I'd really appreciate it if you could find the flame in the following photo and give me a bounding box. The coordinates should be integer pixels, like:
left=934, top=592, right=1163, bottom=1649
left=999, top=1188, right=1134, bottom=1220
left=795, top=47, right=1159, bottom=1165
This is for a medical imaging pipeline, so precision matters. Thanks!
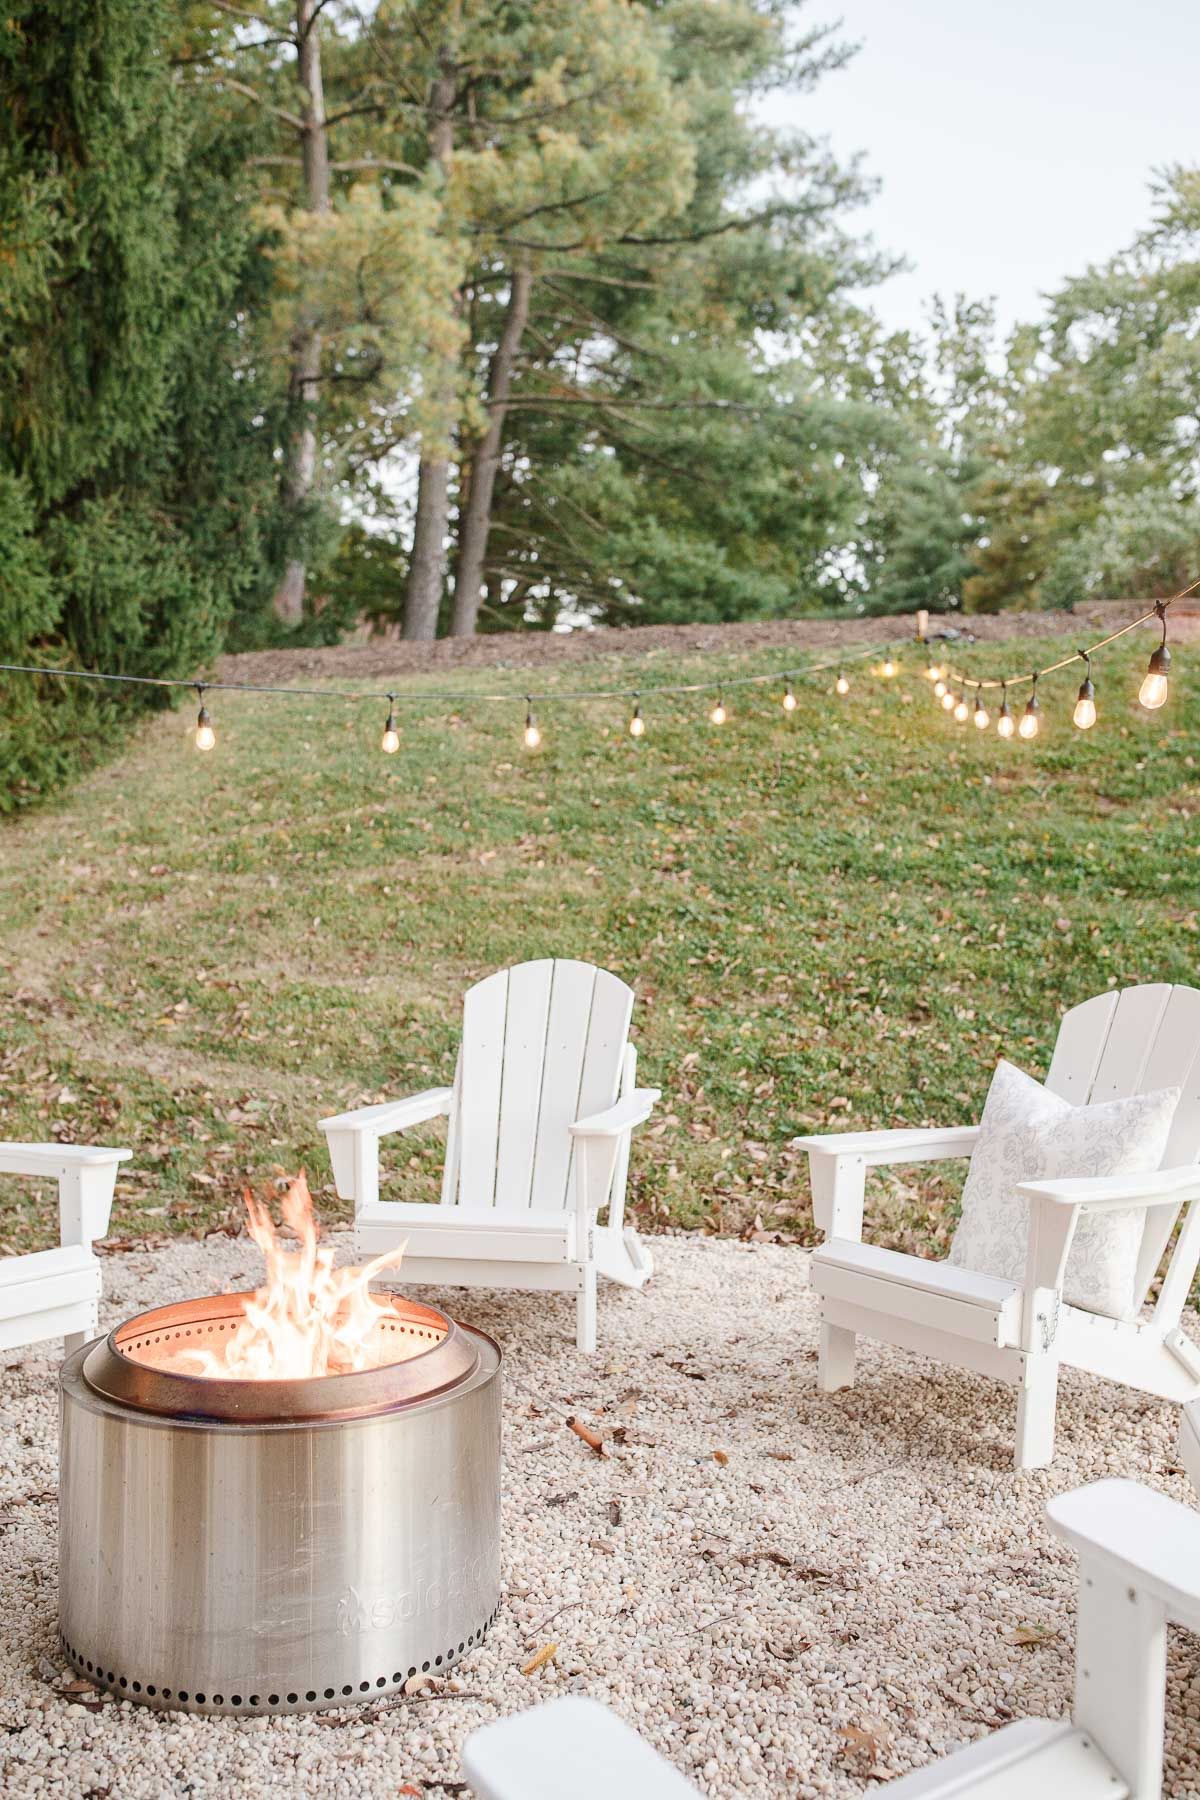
left=184, top=1172, right=408, bottom=1381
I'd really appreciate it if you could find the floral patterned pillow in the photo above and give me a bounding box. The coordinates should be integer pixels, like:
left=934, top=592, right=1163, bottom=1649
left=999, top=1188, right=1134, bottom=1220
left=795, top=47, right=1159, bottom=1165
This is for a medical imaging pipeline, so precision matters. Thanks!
left=947, top=1059, right=1179, bottom=1320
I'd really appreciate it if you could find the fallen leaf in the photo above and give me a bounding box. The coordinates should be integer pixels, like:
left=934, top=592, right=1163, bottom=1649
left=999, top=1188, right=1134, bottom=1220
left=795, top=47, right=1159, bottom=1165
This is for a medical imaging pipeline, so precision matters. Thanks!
left=764, top=1450, right=795, bottom=1463
left=1007, top=1624, right=1057, bottom=1647
left=520, top=1642, right=557, bottom=1677
left=839, top=1720, right=893, bottom=1769
left=713, top=1449, right=729, bottom=1466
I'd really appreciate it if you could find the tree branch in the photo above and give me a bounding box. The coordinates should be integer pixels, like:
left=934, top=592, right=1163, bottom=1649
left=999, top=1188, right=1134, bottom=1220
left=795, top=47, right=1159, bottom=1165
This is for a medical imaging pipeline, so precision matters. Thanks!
left=217, top=76, right=306, bottom=131
left=209, top=0, right=293, bottom=37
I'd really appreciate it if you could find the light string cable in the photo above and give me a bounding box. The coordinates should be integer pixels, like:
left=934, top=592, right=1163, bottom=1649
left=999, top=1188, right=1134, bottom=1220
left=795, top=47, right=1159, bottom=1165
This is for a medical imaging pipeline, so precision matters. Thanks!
left=0, top=636, right=890, bottom=746
left=933, top=573, right=1200, bottom=706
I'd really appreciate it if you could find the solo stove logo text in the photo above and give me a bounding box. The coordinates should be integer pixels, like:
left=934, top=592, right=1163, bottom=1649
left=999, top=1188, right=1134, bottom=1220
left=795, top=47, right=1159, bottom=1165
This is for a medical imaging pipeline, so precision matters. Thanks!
left=336, top=1556, right=490, bottom=1635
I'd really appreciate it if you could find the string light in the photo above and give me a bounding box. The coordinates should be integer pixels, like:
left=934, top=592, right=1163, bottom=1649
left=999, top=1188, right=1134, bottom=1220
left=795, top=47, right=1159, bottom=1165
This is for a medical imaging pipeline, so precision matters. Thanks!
left=933, top=675, right=947, bottom=698
left=523, top=699, right=541, bottom=749
left=973, top=691, right=990, bottom=730
left=782, top=679, right=797, bottom=712
left=835, top=672, right=850, bottom=696
left=193, top=685, right=215, bottom=752
left=881, top=656, right=898, bottom=679
left=1071, top=651, right=1097, bottom=730
left=629, top=697, right=645, bottom=737
left=996, top=685, right=1014, bottom=739
left=953, top=689, right=970, bottom=723
left=380, top=694, right=400, bottom=754
left=1140, top=602, right=1171, bottom=709
left=1019, top=675, right=1041, bottom=741
left=709, top=695, right=727, bottom=725
left=941, top=686, right=956, bottom=712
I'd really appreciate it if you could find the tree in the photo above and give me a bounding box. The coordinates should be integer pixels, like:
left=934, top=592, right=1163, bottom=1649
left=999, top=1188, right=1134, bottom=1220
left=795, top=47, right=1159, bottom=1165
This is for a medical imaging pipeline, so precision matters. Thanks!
left=0, top=0, right=280, bottom=807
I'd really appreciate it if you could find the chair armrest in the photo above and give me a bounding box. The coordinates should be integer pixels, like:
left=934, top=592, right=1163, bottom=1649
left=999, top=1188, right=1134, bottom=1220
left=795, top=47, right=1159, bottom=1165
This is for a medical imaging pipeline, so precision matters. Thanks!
left=319, top=1089, right=453, bottom=1206
left=1048, top=1478, right=1200, bottom=1635
left=793, top=1126, right=979, bottom=1240
left=1016, top=1164, right=1200, bottom=1214
left=0, top=1142, right=131, bottom=1246
left=0, top=1143, right=131, bottom=1177
left=318, top=1088, right=453, bottom=1138
left=570, top=1089, right=660, bottom=1139
left=790, top=1125, right=979, bottom=1165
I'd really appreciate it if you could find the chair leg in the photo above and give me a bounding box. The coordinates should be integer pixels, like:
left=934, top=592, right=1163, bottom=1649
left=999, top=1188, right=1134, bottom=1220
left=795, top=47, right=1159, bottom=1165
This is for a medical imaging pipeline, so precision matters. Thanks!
left=576, top=1266, right=597, bottom=1354
left=1014, top=1356, right=1059, bottom=1470
left=818, top=1320, right=856, bottom=1392
left=62, top=1330, right=89, bottom=1359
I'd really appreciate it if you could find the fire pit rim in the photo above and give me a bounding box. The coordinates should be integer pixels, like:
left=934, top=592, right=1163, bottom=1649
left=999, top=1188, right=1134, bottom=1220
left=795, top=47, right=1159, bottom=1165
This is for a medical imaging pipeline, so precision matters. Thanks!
left=82, top=1288, right=486, bottom=1424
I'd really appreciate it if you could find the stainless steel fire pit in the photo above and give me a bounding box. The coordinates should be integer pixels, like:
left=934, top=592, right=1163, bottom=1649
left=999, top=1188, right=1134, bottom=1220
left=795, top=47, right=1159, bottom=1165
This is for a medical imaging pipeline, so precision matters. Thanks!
left=58, top=1291, right=501, bottom=1715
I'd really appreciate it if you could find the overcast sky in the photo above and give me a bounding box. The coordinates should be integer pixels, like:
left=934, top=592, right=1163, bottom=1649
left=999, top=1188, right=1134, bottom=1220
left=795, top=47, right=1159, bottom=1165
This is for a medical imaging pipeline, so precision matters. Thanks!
left=777, top=0, right=1200, bottom=341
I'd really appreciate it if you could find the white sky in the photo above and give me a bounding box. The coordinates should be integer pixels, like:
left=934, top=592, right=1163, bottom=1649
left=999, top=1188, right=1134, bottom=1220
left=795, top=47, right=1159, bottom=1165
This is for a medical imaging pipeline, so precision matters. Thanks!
left=774, top=0, right=1200, bottom=341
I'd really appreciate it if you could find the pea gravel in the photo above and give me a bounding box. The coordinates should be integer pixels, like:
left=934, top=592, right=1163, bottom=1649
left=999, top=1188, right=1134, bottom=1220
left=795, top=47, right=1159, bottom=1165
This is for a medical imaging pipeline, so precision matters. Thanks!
left=1, top=1232, right=1198, bottom=1798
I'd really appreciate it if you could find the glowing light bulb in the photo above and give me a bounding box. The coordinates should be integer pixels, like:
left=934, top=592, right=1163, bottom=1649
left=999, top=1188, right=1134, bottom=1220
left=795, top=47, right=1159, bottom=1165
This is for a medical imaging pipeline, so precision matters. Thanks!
left=881, top=658, right=897, bottom=679
left=953, top=695, right=969, bottom=723
left=835, top=673, right=850, bottom=697
left=1139, top=641, right=1170, bottom=710
left=523, top=703, right=541, bottom=749
left=193, top=688, right=215, bottom=751
left=973, top=696, right=990, bottom=729
left=629, top=703, right=645, bottom=737
left=997, top=694, right=1014, bottom=738
left=933, top=678, right=947, bottom=698
left=1073, top=680, right=1096, bottom=730
left=380, top=701, right=399, bottom=754
left=941, top=689, right=956, bottom=712
left=1018, top=694, right=1041, bottom=740
left=709, top=698, right=727, bottom=726
left=782, top=682, right=797, bottom=712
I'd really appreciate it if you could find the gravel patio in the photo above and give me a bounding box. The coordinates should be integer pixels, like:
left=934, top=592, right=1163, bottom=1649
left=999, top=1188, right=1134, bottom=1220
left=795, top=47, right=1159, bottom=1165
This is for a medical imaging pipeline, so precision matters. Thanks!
left=2, top=1233, right=1198, bottom=1799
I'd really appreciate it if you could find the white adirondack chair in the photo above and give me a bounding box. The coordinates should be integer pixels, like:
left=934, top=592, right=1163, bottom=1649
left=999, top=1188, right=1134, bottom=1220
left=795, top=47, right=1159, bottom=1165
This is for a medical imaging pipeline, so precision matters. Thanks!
left=887, top=1478, right=1200, bottom=1799
left=0, top=1143, right=130, bottom=1355
left=464, top=1696, right=701, bottom=1800
left=319, top=959, right=659, bottom=1352
left=794, top=985, right=1200, bottom=1469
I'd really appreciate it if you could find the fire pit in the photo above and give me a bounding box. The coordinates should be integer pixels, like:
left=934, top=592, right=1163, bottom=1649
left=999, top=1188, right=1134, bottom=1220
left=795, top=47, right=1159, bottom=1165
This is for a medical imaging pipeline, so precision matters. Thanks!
left=57, top=1177, right=502, bottom=1715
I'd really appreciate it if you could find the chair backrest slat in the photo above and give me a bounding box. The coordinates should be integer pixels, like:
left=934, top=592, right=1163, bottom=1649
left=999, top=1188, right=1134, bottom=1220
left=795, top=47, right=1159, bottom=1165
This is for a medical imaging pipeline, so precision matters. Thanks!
left=1044, top=991, right=1120, bottom=1103
left=528, top=959, right=606, bottom=1211
left=1143, top=986, right=1200, bottom=1167
left=450, top=960, right=635, bottom=1214
left=1087, top=983, right=1174, bottom=1102
left=456, top=968, right=510, bottom=1210
left=493, top=959, right=556, bottom=1212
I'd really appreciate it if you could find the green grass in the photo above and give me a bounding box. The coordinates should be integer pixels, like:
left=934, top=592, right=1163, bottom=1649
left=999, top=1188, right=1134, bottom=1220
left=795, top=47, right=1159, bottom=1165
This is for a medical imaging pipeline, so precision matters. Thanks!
left=0, top=630, right=1196, bottom=1255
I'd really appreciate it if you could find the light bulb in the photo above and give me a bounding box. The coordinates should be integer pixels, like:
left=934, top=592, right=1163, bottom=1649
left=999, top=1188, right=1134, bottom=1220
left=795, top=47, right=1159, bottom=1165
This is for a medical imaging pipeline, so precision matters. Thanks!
left=973, top=697, right=990, bottom=729
left=194, top=701, right=215, bottom=751
left=835, top=673, right=850, bottom=696
left=710, top=699, right=727, bottom=725
left=1073, top=681, right=1096, bottom=730
left=941, top=689, right=956, bottom=712
left=629, top=704, right=645, bottom=737
left=953, top=695, right=969, bottom=723
left=881, top=658, right=897, bottom=679
left=933, top=678, right=947, bottom=698
left=782, top=683, right=797, bottom=712
left=1139, top=641, right=1170, bottom=710
left=523, top=704, right=541, bottom=749
left=1018, top=696, right=1041, bottom=740
left=380, top=703, right=399, bottom=754
left=997, top=697, right=1014, bottom=738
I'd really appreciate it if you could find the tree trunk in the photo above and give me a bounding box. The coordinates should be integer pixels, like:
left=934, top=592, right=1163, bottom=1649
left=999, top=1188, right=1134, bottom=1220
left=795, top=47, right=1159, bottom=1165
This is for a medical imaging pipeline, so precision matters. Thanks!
left=450, top=259, right=533, bottom=637
left=403, top=61, right=457, bottom=641
left=273, top=0, right=331, bottom=626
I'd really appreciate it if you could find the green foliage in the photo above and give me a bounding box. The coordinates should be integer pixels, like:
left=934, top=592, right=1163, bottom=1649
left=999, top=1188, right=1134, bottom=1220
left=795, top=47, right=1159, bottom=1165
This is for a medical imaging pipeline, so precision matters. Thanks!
left=0, top=0, right=282, bottom=808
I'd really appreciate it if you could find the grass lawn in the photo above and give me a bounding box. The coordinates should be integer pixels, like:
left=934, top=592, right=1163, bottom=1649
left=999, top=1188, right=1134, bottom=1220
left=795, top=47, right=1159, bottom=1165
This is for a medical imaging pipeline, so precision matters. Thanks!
left=1, top=628, right=1196, bottom=1257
